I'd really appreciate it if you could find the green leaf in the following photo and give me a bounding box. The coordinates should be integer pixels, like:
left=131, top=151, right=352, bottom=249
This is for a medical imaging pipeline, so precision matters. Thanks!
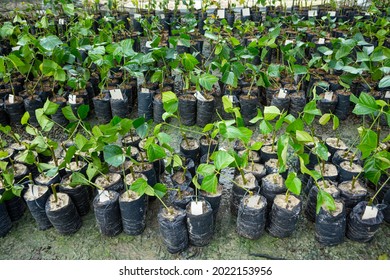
left=197, top=163, right=215, bottom=176
left=264, top=106, right=281, bottom=121
left=133, top=117, right=148, bottom=139
left=103, top=144, right=125, bottom=167
left=333, top=115, right=339, bottom=130
left=147, top=143, right=166, bottom=162
left=200, top=174, right=218, bottom=194
left=318, top=46, right=333, bottom=56
left=314, top=142, right=329, bottom=161
left=21, top=112, right=30, bottom=125
left=62, top=106, right=78, bottom=122
left=153, top=183, right=167, bottom=198
left=335, top=45, right=352, bottom=60
left=64, top=146, right=77, bottom=164
left=77, top=105, right=89, bottom=120
left=199, top=73, right=218, bottom=91
left=319, top=113, right=331, bottom=125
left=285, top=172, right=302, bottom=196
left=250, top=142, right=263, bottom=151
left=222, top=71, right=237, bottom=87
left=212, top=151, right=234, bottom=170
left=259, top=120, right=273, bottom=134
left=292, top=64, right=307, bottom=75
left=162, top=91, right=178, bottom=114
left=62, top=3, right=75, bottom=16
left=317, top=190, right=336, bottom=213
left=181, top=53, right=199, bottom=71
left=43, top=99, right=59, bottom=115
left=352, top=92, right=379, bottom=115
left=39, top=35, right=62, bottom=51
left=222, top=95, right=233, bottom=112
left=130, top=178, right=148, bottom=196
left=357, top=128, right=378, bottom=159
left=296, top=130, right=314, bottom=142
left=70, top=172, right=89, bottom=186
left=157, top=132, right=171, bottom=145
left=378, top=76, right=390, bottom=88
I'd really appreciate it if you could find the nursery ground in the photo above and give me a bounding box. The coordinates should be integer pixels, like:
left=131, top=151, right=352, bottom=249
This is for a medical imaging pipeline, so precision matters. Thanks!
left=0, top=115, right=389, bottom=260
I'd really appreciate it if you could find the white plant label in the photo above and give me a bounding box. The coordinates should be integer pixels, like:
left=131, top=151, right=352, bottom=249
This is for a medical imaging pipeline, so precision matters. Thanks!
left=217, top=9, right=225, bottom=19
left=328, top=11, right=336, bottom=17
left=134, top=13, right=141, bottom=19
left=242, top=8, right=250, bottom=17
left=110, top=89, right=123, bottom=100
left=8, top=94, right=14, bottom=104
left=318, top=38, right=325, bottom=44
left=159, top=14, right=165, bottom=19
left=228, top=95, right=234, bottom=102
left=141, top=88, right=150, bottom=93
left=221, top=1, right=228, bottom=9
left=385, top=91, right=390, bottom=99
left=59, top=18, right=65, bottom=25
left=98, top=190, right=110, bottom=203
left=195, top=91, right=206, bottom=101
left=145, top=41, right=152, bottom=48
left=362, top=206, right=378, bottom=220
left=194, top=0, right=202, bottom=10
left=324, top=91, right=333, bottom=101
left=278, top=88, right=287, bottom=98
left=68, top=94, right=77, bottom=104
left=285, top=39, right=294, bottom=45
left=167, top=2, right=175, bottom=10
left=191, top=201, right=203, bottom=215
left=308, top=10, right=318, bottom=17
left=12, top=46, right=21, bottom=51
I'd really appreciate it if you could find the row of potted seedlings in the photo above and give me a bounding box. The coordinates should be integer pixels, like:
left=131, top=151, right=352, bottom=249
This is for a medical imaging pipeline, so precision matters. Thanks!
left=1, top=88, right=389, bottom=253
left=0, top=1, right=389, bottom=130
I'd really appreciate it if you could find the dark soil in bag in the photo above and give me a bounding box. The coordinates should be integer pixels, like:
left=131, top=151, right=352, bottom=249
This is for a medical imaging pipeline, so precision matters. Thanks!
left=24, top=185, right=52, bottom=230
left=180, top=137, right=200, bottom=165
left=239, top=95, right=259, bottom=126
left=199, top=136, right=218, bottom=158
left=338, top=180, right=367, bottom=215
left=346, top=201, right=384, bottom=242
left=237, top=194, right=267, bottom=240
left=153, top=93, right=164, bottom=124
left=45, top=193, right=82, bottom=235
left=137, top=91, right=153, bottom=121
left=231, top=173, right=259, bottom=216
left=196, top=96, right=215, bottom=127
left=110, top=96, right=130, bottom=119
left=119, top=190, right=147, bottom=235
left=93, top=95, right=112, bottom=124
left=158, top=207, right=188, bottom=254
left=186, top=199, right=214, bottom=246
left=94, top=173, right=124, bottom=193
left=23, top=95, right=43, bottom=125
left=261, top=174, right=286, bottom=209
left=338, top=161, right=363, bottom=182
left=5, top=96, right=25, bottom=126
left=93, top=190, right=122, bottom=236
left=315, top=200, right=346, bottom=246
left=179, top=94, right=196, bottom=126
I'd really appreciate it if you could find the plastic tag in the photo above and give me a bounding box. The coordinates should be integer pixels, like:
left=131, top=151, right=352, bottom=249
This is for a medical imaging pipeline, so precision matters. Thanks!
left=308, top=10, right=318, bottom=17
left=385, top=91, right=390, bottom=99
left=98, top=190, right=110, bottom=202
left=328, top=11, right=336, bottom=17
left=362, top=205, right=378, bottom=220
left=145, top=41, right=152, bottom=48
left=159, top=14, right=165, bottom=19
left=59, top=18, right=65, bottom=25
left=141, top=88, right=150, bottom=93
left=194, top=0, right=202, bottom=10
left=12, top=46, right=21, bottom=51
left=134, top=13, right=141, bottom=19
left=110, top=89, right=123, bottom=100
left=278, top=88, right=287, bottom=98
left=318, top=38, right=325, bottom=44
left=227, top=95, right=234, bottom=102
left=217, top=9, right=225, bottom=19
left=324, top=91, right=333, bottom=101
left=191, top=201, right=203, bottom=215
left=195, top=91, right=206, bottom=101
left=167, top=2, right=175, bottom=10
left=285, top=39, right=293, bottom=45
left=9, top=94, right=14, bottom=104
left=242, top=8, right=250, bottom=17
left=68, top=94, right=77, bottom=104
